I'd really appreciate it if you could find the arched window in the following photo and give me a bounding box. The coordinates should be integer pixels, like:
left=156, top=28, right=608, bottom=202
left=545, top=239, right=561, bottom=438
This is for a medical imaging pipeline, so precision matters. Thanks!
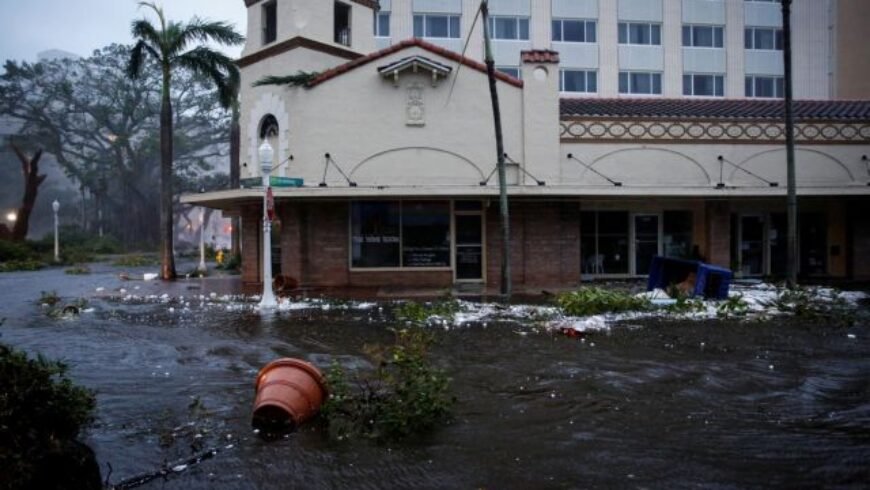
left=257, top=114, right=280, bottom=172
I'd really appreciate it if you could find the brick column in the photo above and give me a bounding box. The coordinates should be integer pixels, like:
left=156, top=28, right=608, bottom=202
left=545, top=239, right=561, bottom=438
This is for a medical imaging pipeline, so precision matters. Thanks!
left=279, top=202, right=303, bottom=285
left=705, top=200, right=731, bottom=269
left=240, top=204, right=261, bottom=289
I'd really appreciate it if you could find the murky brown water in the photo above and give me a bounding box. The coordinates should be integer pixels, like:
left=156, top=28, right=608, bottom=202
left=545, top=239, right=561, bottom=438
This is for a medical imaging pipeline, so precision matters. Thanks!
left=1, top=266, right=868, bottom=489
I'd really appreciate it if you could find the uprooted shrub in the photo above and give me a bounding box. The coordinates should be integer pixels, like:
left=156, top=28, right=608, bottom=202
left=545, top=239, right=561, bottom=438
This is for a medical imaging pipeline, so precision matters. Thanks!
left=556, top=287, right=652, bottom=316
left=0, top=343, right=100, bottom=490
left=320, top=328, right=455, bottom=442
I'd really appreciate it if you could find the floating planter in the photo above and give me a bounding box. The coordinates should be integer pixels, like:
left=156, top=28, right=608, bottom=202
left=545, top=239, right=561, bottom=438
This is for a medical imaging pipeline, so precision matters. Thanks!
left=252, top=358, right=328, bottom=435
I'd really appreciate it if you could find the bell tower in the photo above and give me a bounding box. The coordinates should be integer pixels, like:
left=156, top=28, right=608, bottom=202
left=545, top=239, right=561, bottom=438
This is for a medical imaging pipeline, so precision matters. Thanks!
left=240, top=0, right=377, bottom=58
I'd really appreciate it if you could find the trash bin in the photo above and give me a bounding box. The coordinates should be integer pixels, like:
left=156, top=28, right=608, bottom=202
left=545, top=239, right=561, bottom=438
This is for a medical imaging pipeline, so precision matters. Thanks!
left=647, top=256, right=732, bottom=300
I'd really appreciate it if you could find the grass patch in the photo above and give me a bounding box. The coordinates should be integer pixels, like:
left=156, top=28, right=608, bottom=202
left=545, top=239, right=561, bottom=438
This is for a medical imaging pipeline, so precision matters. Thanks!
left=64, top=265, right=91, bottom=275
left=556, top=287, right=652, bottom=316
left=0, top=258, right=46, bottom=272
left=321, top=328, right=455, bottom=442
left=113, top=254, right=158, bottom=267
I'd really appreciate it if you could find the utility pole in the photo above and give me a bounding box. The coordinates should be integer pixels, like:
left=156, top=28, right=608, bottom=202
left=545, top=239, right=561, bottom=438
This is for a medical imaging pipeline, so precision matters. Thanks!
left=481, top=0, right=511, bottom=298
left=782, top=0, right=798, bottom=287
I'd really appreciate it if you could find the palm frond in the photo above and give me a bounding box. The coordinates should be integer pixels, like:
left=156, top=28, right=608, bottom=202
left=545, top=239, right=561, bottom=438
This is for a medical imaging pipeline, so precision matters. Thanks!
left=176, top=47, right=240, bottom=110
left=172, top=18, right=245, bottom=53
left=130, top=18, right=163, bottom=52
left=127, top=40, right=159, bottom=79
left=138, top=2, right=166, bottom=32
left=252, top=72, right=321, bottom=88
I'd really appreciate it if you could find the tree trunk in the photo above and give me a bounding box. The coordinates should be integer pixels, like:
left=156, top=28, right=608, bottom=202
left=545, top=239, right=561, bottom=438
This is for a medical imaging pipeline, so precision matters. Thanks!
left=229, top=105, right=241, bottom=257
left=160, top=71, right=177, bottom=279
left=10, top=145, right=47, bottom=242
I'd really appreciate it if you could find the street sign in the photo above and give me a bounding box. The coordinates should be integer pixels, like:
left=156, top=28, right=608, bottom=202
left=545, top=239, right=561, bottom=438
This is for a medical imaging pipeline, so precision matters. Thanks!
left=240, top=177, right=304, bottom=188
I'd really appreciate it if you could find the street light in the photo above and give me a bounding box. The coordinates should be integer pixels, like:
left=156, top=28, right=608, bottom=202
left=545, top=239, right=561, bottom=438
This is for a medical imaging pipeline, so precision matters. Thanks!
left=51, top=199, right=60, bottom=262
left=5, top=211, right=16, bottom=223
left=197, top=207, right=207, bottom=273
left=258, top=141, right=277, bottom=308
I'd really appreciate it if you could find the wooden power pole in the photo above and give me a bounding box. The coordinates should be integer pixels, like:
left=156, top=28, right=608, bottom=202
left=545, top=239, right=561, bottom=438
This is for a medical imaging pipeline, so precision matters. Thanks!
left=481, top=0, right=511, bottom=298
left=782, top=0, right=798, bottom=287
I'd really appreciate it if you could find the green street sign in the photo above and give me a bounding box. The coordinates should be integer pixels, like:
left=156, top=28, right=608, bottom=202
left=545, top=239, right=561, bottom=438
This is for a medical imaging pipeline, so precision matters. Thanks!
left=240, top=177, right=304, bottom=188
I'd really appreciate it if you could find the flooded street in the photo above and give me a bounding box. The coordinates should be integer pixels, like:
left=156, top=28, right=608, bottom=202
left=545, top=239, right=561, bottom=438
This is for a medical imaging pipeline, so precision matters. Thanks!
left=1, top=266, right=868, bottom=489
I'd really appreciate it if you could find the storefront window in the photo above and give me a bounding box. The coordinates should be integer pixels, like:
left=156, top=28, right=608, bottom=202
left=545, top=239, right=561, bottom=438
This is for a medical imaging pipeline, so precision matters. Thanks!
left=401, top=201, right=450, bottom=267
left=663, top=211, right=693, bottom=259
left=351, top=202, right=400, bottom=268
left=351, top=201, right=450, bottom=268
left=581, top=211, right=629, bottom=275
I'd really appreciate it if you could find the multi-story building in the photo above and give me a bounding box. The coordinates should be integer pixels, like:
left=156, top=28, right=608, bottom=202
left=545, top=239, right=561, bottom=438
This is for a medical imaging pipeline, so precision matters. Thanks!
left=185, top=0, right=870, bottom=292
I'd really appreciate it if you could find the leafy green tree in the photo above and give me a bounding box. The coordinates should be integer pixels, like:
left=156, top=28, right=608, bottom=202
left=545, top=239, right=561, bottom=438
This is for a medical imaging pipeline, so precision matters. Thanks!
left=126, top=2, right=242, bottom=279
left=0, top=45, right=232, bottom=246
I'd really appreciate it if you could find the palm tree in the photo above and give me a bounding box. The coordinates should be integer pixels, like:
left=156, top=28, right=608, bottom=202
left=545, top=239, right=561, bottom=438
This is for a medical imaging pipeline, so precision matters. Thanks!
left=127, top=2, right=243, bottom=279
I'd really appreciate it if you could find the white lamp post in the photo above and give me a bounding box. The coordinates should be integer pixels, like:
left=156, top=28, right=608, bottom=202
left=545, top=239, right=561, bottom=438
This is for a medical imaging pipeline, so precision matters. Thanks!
left=51, top=199, right=60, bottom=262
left=197, top=207, right=207, bottom=273
left=258, top=141, right=278, bottom=308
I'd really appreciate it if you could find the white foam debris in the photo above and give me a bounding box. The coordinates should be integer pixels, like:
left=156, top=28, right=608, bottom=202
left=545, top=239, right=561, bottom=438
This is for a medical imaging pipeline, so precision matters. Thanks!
left=847, top=333, right=857, bottom=339
left=143, top=272, right=158, bottom=281
left=172, top=464, right=187, bottom=472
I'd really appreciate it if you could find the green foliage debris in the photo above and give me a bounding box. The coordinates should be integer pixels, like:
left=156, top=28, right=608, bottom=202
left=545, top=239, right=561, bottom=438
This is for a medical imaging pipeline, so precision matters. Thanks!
left=556, top=287, right=652, bottom=316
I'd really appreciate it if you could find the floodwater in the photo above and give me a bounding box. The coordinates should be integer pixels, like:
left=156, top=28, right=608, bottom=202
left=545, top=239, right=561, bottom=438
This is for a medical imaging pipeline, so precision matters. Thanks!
left=1, top=265, right=869, bottom=489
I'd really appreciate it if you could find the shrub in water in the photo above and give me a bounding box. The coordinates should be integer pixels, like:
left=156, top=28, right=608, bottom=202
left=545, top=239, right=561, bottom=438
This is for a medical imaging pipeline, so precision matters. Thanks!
left=0, top=343, right=99, bottom=489
left=393, top=298, right=460, bottom=324
left=321, top=328, right=455, bottom=442
left=557, top=287, right=651, bottom=316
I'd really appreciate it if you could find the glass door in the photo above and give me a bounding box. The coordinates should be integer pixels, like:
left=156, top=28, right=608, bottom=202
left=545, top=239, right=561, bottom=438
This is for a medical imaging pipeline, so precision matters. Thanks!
left=454, top=204, right=484, bottom=281
left=633, top=214, right=660, bottom=275
left=739, top=215, right=765, bottom=276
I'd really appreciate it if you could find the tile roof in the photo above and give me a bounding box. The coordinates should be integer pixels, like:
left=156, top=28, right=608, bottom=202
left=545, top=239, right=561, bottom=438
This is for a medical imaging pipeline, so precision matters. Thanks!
left=308, top=38, right=524, bottom=88
left=560, top=98, right=870, bottom=121
left=521, top=50, right=560, bottom=64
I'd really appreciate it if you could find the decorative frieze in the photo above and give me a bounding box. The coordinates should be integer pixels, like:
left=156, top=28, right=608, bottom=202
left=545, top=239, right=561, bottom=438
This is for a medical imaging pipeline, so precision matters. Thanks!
left=560, top=119, right=870, bottom=144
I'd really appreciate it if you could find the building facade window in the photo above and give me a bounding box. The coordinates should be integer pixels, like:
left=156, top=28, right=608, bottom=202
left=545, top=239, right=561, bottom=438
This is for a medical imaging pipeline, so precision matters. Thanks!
left=262, top=1, right=277, bottom=45
left=351, top=201, right=451, bottom=269
left=560, top=69, right=597, bottom=93
left=334, top=2, right=351, bottom=46
left=744, top=27, right=783, bottom=50
left=683, top=73, right=725, bottom=96
left=496, top=66, right=521, bottom=79
left=488, top=16, right=529, bottom=40
left=374, top=11, right=390, bottom=37
left=413, top=14, right=461, bottom=39
left=619, top=71, right=662, bottom=95
left=618, top=22, right=662, bottom=45
left=682, top=25, right=725, bottom=48
left=745, top=75, right=784, bottom=98
left=552, top=19, right=597, bottom=43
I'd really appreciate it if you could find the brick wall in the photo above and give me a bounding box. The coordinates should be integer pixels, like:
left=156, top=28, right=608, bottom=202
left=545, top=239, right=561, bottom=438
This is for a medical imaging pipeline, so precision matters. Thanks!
left=487, top=201, right=581, bottom=291
left=239, top=199, right=582, bottom=291
left=240, top=204, right=261, bottom=287
left=705, top=201, right=731, bottom=268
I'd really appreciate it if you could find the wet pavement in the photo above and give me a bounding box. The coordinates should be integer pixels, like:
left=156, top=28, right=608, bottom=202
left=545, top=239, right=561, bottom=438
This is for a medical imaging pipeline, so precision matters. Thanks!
left=1, top=264, right=868, bottom=489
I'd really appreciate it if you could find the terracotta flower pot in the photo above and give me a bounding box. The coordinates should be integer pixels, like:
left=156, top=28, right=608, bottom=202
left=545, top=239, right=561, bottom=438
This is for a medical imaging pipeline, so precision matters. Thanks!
left=252, top=358, right=328, bottom=434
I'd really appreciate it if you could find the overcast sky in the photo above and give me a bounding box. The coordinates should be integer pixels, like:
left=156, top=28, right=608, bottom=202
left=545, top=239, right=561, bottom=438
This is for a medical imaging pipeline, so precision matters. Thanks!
left=0, top=0, right=248, bottom=64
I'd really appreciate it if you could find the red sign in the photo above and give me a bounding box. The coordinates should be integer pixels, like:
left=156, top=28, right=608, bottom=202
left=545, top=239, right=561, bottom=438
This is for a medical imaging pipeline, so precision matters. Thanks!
left=266, top=187, right=275, bottom=222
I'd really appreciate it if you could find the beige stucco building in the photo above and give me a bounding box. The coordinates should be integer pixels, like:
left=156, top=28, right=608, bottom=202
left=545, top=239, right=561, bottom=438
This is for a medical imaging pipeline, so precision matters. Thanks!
left=185, top=0, right=870, bottom=292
